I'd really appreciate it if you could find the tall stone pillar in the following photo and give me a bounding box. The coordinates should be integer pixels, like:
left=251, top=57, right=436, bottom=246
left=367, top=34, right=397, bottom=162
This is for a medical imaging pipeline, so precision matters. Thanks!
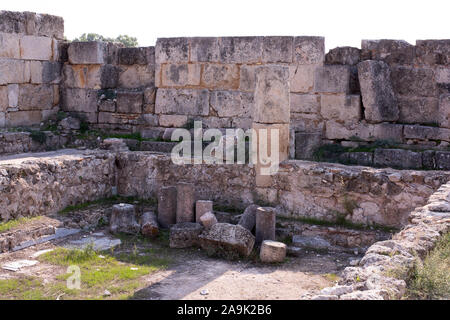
left=255, top=207, right=276, bottom=244
left=157, top=186, right=177, bottom=228
left=176, top=183, right=195, bottom=223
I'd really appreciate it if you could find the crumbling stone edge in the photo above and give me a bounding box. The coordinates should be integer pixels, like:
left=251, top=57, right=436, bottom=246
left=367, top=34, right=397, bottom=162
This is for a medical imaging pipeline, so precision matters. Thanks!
left=309, top=180, right=450, bottom=300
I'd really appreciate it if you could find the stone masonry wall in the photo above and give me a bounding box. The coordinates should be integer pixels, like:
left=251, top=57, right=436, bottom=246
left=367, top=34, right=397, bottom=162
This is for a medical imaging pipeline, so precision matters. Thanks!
left=0, top=10, right=63, bottom=127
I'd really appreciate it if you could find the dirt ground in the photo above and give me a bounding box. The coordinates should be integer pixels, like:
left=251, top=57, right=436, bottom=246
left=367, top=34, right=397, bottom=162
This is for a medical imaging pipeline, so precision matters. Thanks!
left=0, top=224, right=359, bottom=300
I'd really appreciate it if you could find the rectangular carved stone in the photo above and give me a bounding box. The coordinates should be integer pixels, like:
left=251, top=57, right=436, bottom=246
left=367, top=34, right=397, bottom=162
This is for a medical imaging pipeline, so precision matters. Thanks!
left=371, top=123, right=404, bottom=143
left=155, top=38, right=189, bottom=64
left=415, top=40, right=450, bottom=66
left=6, top=111, right=42, bottom=127
left=195, top=200, right=213, bottom=222
left=157, top=186, right=177, bottom=228
left=0, top=11, right=27, bottom=34
left=397, top=96, right=439, bottom=124
left=34, top=13, right=64, bottom=39
left=159, top=115, right=188, bottom=127
left=290, top=64, right=316, bottom=93
left=20, top=35, right=52, bottom=60
left=390, top=66, right=437, bottom=97
left=320, top=94, right=361, bottom=124
left=0, top=33, right=20, bottom=59
left=118, top=47, right=154, bottom=65
left=116, top=91, right=143, bottom=114
left=314, top=65, right=350, bottom=93
left=31, top=61, right=61, bottom=84
left=361, top=40, right=415, bottom=65
left=295, top=132, right=322, bottom=160
left=68, top=41, right=107, bottom=65
left=161, top=63, right=201, bottom=87
left=18, top=84, right=54, bottom=110
left=201, top=63, right=239, bottom=89
left=210, top=90, right=253, bottom=118
left=290, top=93, right=320, bottom=114
left=404, top=125, right=450, bottom=142
left=7, top=84, right=18, bottom=108
left=373, top=149, right=422, bottom=169
left=262, top=36, right=293, bottom=63
left=239, top=65, right=257, bottom=92
left=0, top=86, right=7, bottom=112
left=293, top=36, right=325, bottom=65
left=190, top=37, right=220, bottom=62
left=357, top=60, right=399, bottom=123
left=219, top=37, right=263, bottom=64
left=155, top=88, right=209, bottom=116
left=439, top=94, right=450, bottom=128
left=436, top=152, right=450, bottom=170
left=0, top=58, right=29, bottom=85
left=119, top=64, right=155, bottom=89
left=176, top=183, right=196, bottom=223
left=253, top=65, right=290, bottom=124
left=325, top=46, right=361, bottom=65
left=62, top=88, right=98, bottom=113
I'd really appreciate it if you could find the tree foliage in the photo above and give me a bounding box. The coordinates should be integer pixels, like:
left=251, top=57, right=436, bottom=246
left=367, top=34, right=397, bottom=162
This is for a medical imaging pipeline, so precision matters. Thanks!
left=73, top=33, right=138, bottom=47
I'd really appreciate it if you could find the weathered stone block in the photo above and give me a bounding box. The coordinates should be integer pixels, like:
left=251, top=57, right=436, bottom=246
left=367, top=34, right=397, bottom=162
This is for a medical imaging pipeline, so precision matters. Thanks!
left=157, top=186, right=177, bottom=228
left=340, top=152, right=374, bottom=166
left=361, top=40, right=415, bottom=65
left=195, top=200, right=213, bottom=222
left=34, top=13, right=64, bottom=39
left=436, top=152, right=450, bottom=170
left=62, top=88, right=98, bottom=113
left=17, top=84, right=54, bottom=110
left=0, top=58, right=29, bottom=85
left=68, top=41, right=107, bottom=64
left=30, top=61, right=61, bottom=84
left=0, top=86, right=7, bottom=112
left=325, top=121, right=373, bottom=141
left=239, top=64, right=257, bottom=92
left=262, top=36, right=293, bottom=63
left=314, top=65, right=351, bottom=93
left=320, top=94, right=361, bottom=124
left=159, top=114, right=188, bottom=127
left=415, top=40, right=450, bottom=66
left=161, top=63, right=201, bottom=87
left=238, top=204, right=258, bottom=231
left=155, top=38, right=189, bottom=64
left=116, top=91, right=143, bottom=114
left=255, top=207, right=276, bottom=244
left=290, top=93, right=320, bottom=114
left=372, top=123, right=404, bottom=143
left=118, top=46, right=154, bottom=65
left=7, top=84, right=18, bottom=108
left=141, top=211, right=159, bottom=238
left=155, top=88, right=209, bottom=116
left=201, top=63, right=239, bottom=89
left=98, top=112, right=133, bottom=124
left=439, top=94, right=450, bottom=128
left=397, top=96, right=439, bottom=124
left=0, top=33, right=20, bottom=59
left=176, top=183, right=195, bottom=223
left=252, top=122, right=290, bottom=169
left=190, top=37, right=220, bottom=62
left=110, top=203, right=140, bottom=234
left=260, top=240, right=287, bottom=263
left=404, top=125, right=450, bottom=142
left=325, top=46, right=361, bottom=65
left=373, top=149, right=422, bottom=169
left=6, top=110, right=42, bottom=127
left=390, top=66, right=437, bottom=97
left=357, top=60, right=399, bottom=123
left=295, top=132, right=322, bottom=160
left=20, top=35, right=52, bottom=60
left=198, top=223, right=255, bottom=257
left=0, top=11, right=27, bottom=34
left=210, top=90, right=253, bottom=118
left=289, top=64, right=316, bottom=93
left=169, top=222, right=203, bottom=248
left=118, top=64, right=153, bottom=89
left=219, top=37, right=263, bottom=64
left=253, top=65, right=290, bottom=123
left=293, top=36, right=324, bottom=65
left=199, top=212, right=217, bottom=229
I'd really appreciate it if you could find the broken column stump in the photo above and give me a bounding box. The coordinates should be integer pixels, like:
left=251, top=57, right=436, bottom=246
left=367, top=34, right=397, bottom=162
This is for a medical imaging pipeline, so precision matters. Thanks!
left=110, top=203, right=140, bottom=234
left=238, top=204, right=259, bottom=231
left=169, top=222, right=203, bottom=248
left=255, top=207, right=276, bottom=244
left=141, top=211, right=159, bottom=238
left=157, top=186, right=177, bottom=228
left=176, top=183, right=195, bottom=223
left=260, top=240, right=287, bottom=263
left=199, top=212, right=218, bottom=229
left=195, top=200, right=213, bottom=222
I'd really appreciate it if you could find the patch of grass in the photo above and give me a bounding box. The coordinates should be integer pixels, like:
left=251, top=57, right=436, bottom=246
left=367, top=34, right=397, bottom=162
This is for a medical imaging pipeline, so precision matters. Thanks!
left=324, top=273, right=340, bottom=283
left=407, top=233, right=450, bottom=300
left=58, top=196, right=156, bottom=215
left=0, top=216, right=43, bottom=233
left=0, top=277, right=49, bottom=300
left=29, top=130, right=47, bottom=144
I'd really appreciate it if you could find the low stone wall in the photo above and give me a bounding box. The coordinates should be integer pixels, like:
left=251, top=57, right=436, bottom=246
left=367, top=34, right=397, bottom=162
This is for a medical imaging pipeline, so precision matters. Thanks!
left=312, top=181, right=450, bottom=300
left=0, top=149, right=116, bottom=222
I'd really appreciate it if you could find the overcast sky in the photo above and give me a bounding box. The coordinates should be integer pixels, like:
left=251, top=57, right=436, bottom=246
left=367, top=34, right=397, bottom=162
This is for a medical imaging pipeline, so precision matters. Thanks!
left=2, top=0, right=449, bottom=51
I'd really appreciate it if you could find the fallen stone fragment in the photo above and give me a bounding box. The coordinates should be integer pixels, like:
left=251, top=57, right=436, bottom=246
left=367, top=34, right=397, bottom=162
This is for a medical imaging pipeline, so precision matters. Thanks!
left=260, top=240, right=287, bottom=263
left=311, top=295, right=339, bottom=300
left=199, top=212, right=218, bottom=229
left=2, top=260, right=38, bottom=272
left=12, top=228, right=81, bottom=252
left=66, top=237, right=122, bottom=251
left=196, top=200, right=213, bottom=222
left=198, top=223, right=255, bottom=258
left=238, top=204, right=259, bottom=232
left=255, top=207, right=276, bottom=244
left=141, top=211, right=159, bottom=238
left=169, top=222, right=203, bottom=248
left=320, top=285, right=354, bottom=296
left=292, top=235, right=331, bottom=250
left=30, top=249, right=54, bottom=258
left=110, top=203, right=140, bottom=234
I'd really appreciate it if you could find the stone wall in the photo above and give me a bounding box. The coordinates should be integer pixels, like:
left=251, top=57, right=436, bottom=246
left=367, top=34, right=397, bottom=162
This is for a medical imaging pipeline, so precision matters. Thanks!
left=0, top=10, right=63, bottom=127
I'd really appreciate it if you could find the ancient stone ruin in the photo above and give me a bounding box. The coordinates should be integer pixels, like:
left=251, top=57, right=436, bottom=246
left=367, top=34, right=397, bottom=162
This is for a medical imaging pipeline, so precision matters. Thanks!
left=0, top=10, right=449, bottom=300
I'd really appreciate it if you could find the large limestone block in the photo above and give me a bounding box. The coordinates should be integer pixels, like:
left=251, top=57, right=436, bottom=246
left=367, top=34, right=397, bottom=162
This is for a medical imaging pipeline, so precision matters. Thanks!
left=155, top=88, right=209, bottom=116
left=0, top=86, right=7, bottom=112
left=373, top=149, right=422, bottom=169
left=118, top=47, right=154, bottom=65
left=20, top=35, right=52, bottom=60
left=201, top=63, right=239, bottom=89
left=290, top=93, right=320, bottom=114
left=397, top=96, right=439, bottom=124
left=141, top=211, right=159, bottom=238
left=210, top=90, right=253, bottom=118
left=320, top=94, right=361, bottom=124
left=219, top=36, right=263, bottom=64
left=415, top=40, right=450, bottom=66
left=325, top=46, right=361, bottom=65
left=116, top=91, right=143, bottom=114
left=439, top=94, right=450, bottom=128
left=110, top=204, right=141, bottom=234
left=160, top=63, right=201, bottom=87
left=289, top=64, right=316, bottom=93
left=33, top=13, right=65, bottom=39
left=0, top=33, right=20, bottom=59
left=62, top=88, right=98, bottom=113
left=255, top=207, right=276, bottom=244
left=295, top=132, right=322, bottom=160
left=253, top=65, right=290, bottom=124
left=293, top=36, right=325, bottom=65
left=357, top=60, right=399, bottom=123
left=260, top=240, right=287, bottom=263
left=6, top=110, right=42, bottom=127
left=198, top=223, right=255, bottom=257
left=157, top=186, right=177, bottom=228
left=390, top=66, right=437, bottom=97
left=169, top=222, right=203, bottom=248
left=7, top=84, right=18, bottom=108
left=239, top=64, right=257, bottom=92
left=189, top=37, right=220, bottom=62
left=195, top=200, right=213, bottom=222
left=155, top=38, right=189, bottom=64
left=17, top=84, right=54, bottom=110
left=159, top=114, right=188, bottom=127
left=176, top=183, right=196, bottom=223
left=31, top=61, right=61, bottom=84
left=68, top=41, right=107, bottom=65
left=314, top=65, right=351, bottom=93
left=0, top=58, right=29, bottom=85
left=361, top=39, right=415, bottom=65
left=262, top=36, right=293, bottom=63
left=119, top=64, right=154, bottom=89
left=0, top=11, right=27, bottom=34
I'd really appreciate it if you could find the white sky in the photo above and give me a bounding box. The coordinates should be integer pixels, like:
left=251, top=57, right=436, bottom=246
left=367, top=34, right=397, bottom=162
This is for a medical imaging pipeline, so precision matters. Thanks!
left=2, top=0, right=449, bottom=51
